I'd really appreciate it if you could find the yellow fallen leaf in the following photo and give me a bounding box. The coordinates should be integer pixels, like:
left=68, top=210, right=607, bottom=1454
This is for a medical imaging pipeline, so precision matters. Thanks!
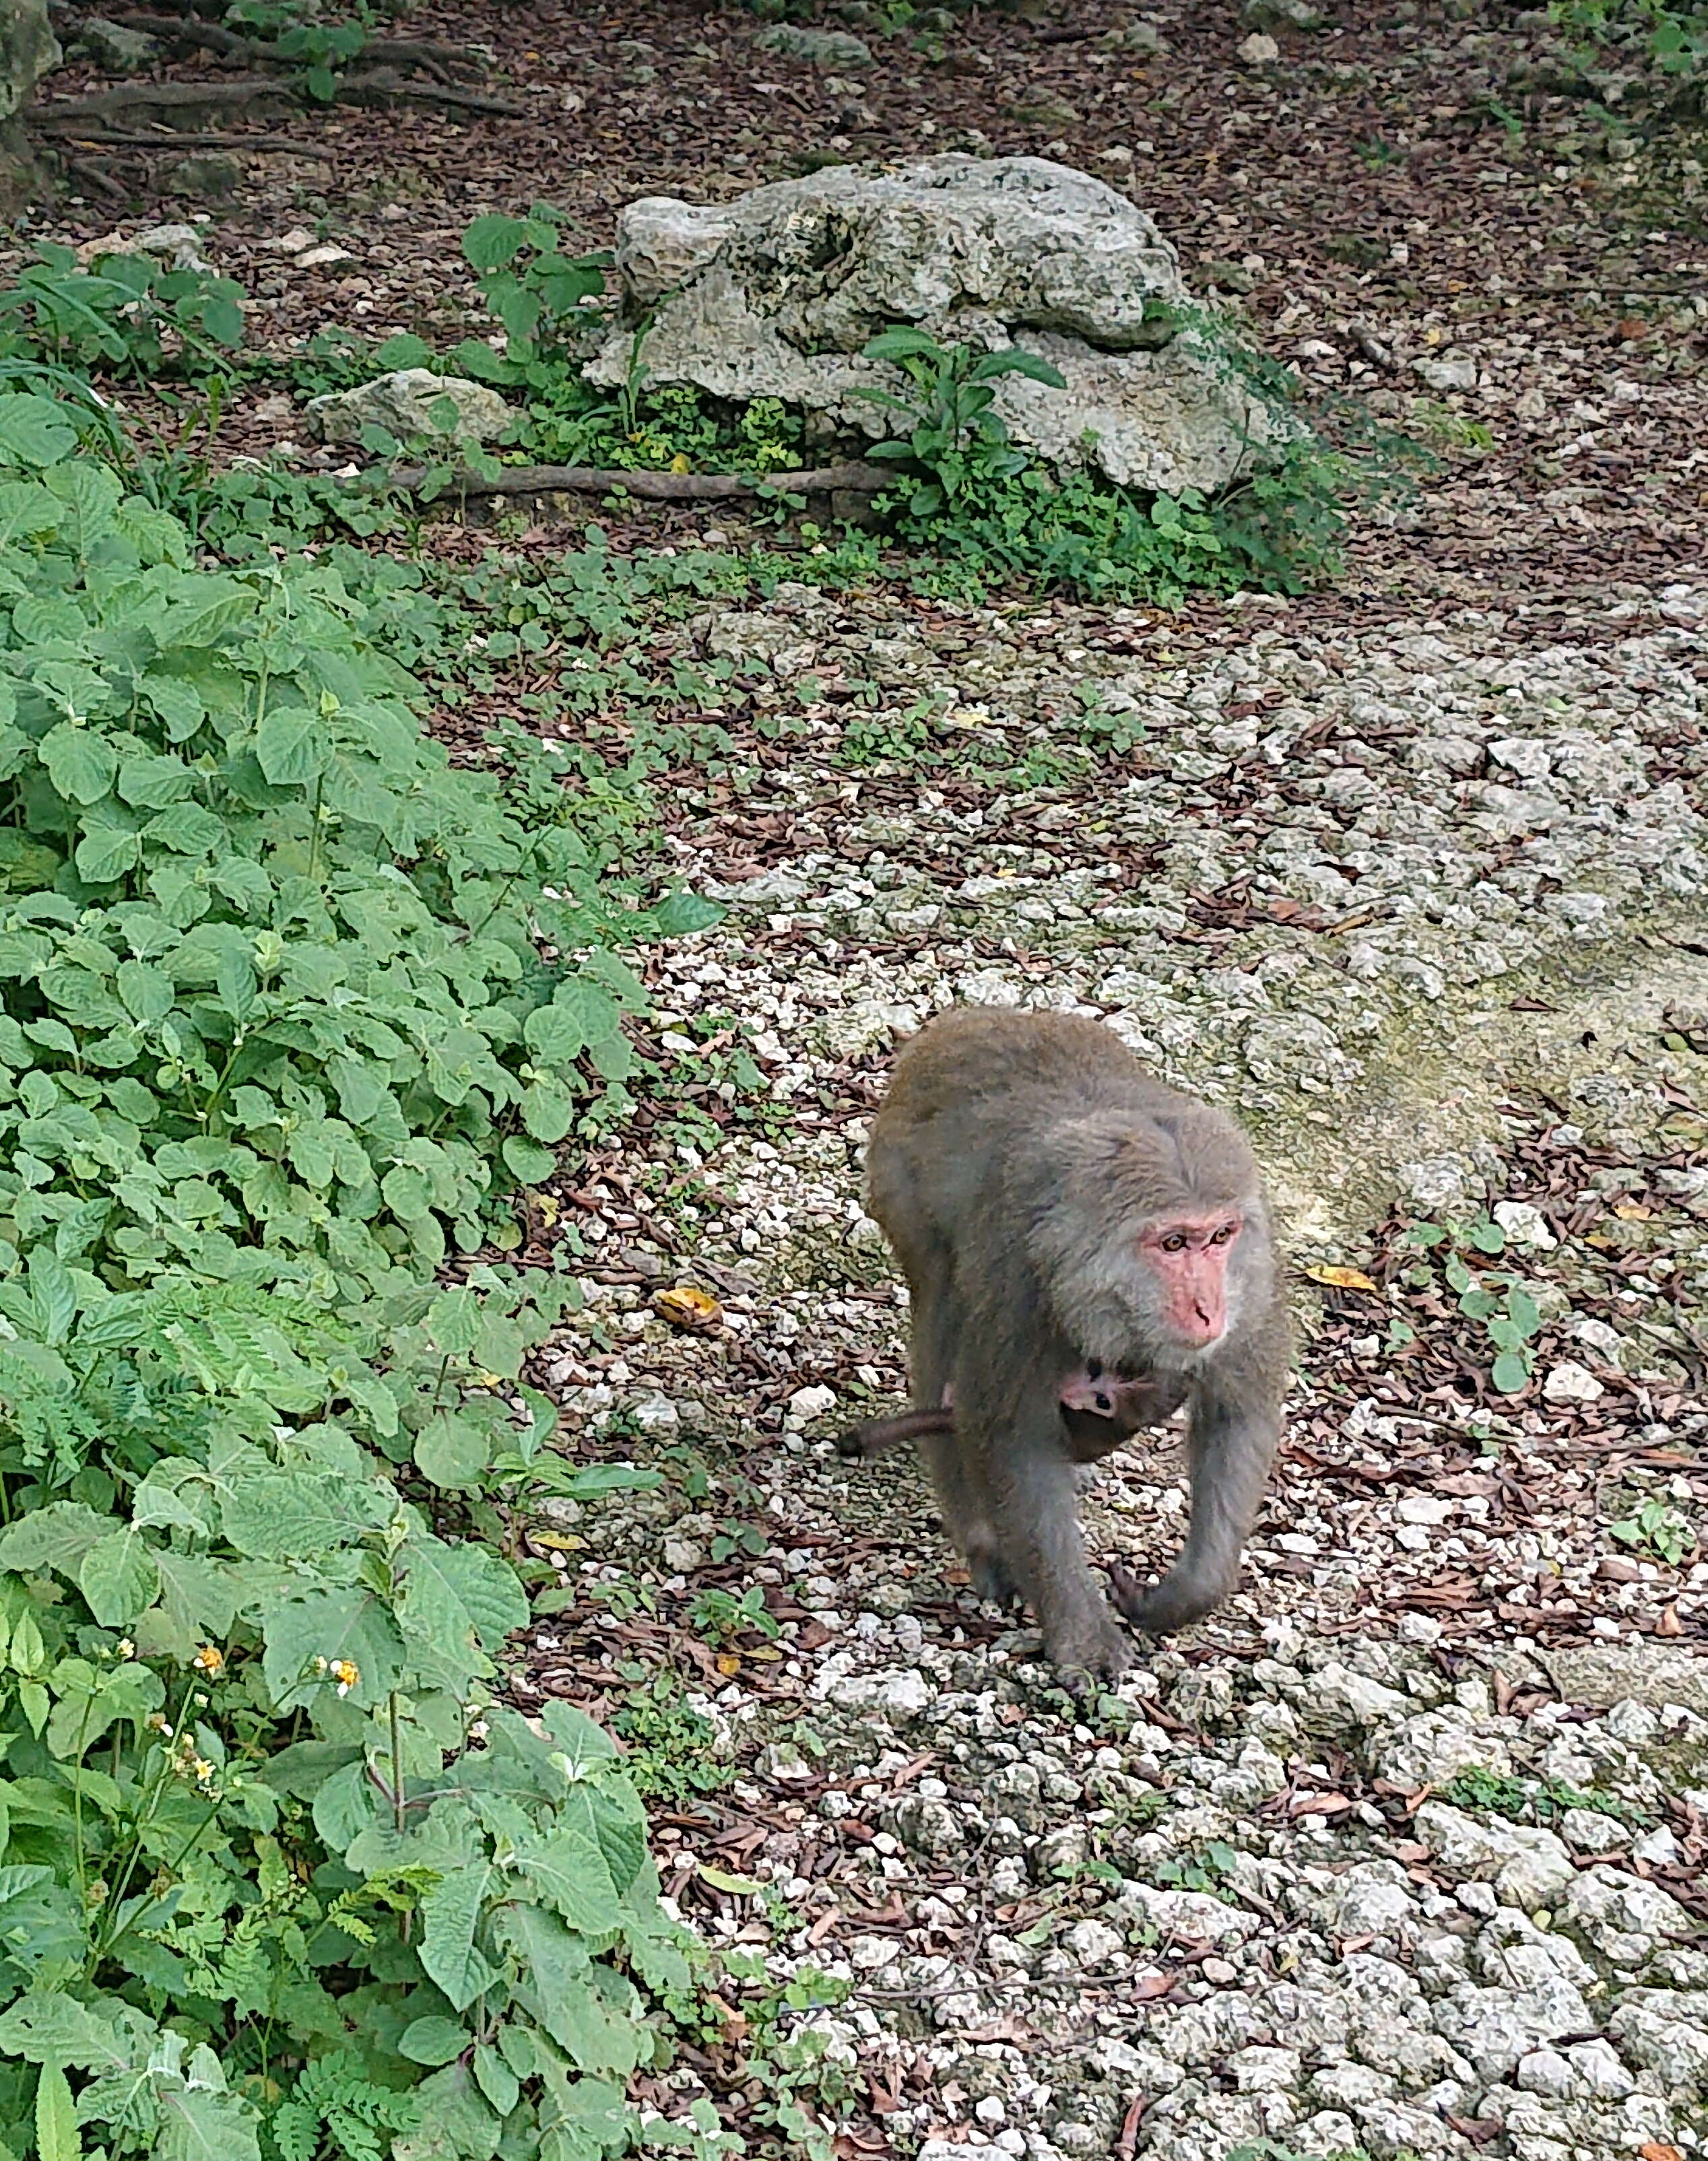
left=744, top=1643, right=783, bottom=1661
left=655, top=1284, right=722, bottom=1330
left=1612, top=1202, right=1651, bottom=1220
left=531, top=1531, right=583, bottom=1553
left=697, top=1862, right=766, bottom=1896
left=1305, top=1263, right=1379, bottom=1294
left=669, top=453, right=691, bottom=474
left=715, top=1653, right=741, bottom=1677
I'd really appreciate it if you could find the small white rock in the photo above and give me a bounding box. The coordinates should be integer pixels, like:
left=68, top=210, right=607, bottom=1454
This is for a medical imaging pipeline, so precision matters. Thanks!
left=1542, top=1360, right=1604, bottom=1405
left=1237, top=29, right=1279, bottom=61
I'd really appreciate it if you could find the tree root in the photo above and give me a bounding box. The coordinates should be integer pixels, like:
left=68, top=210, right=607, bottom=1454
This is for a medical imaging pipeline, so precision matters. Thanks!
left=110, top=13, right=486, bottom=82
left=383, top=459, right=895, bottom=502
left=35, top=80, right=300, bottom=123
left=33, top=70, right=525, bottom=125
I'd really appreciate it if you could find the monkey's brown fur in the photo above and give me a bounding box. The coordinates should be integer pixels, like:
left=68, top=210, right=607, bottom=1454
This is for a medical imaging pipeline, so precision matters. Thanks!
left=863, top=1005, right=1290, bottom=1684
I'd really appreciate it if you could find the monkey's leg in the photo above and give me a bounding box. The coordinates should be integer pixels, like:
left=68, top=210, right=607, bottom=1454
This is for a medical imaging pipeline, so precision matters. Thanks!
left=1111, top=1378, right=1279, bottom=1635
left=898, top=1258, right=1016, bottom=1601
left=964, top=1378, right=1132, bottom=1682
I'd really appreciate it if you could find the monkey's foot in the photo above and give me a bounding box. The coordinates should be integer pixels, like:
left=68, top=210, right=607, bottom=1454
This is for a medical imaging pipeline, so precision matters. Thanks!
left=1042, top=1611, right=1134, bottom=1690
left=966, top=1550, right=1022, bottom=1611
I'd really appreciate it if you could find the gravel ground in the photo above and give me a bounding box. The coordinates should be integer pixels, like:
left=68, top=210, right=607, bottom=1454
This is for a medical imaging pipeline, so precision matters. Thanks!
left=24, top=3, right=1708, bottom=2152
left=511, top=572, right=1708, bottom=2160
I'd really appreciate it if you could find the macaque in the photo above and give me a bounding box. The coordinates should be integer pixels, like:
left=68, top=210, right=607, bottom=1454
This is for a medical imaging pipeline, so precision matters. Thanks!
left=859, top=1005, right=1290, bottom=1686
left=838, top=1362, right=1190, bottom=1466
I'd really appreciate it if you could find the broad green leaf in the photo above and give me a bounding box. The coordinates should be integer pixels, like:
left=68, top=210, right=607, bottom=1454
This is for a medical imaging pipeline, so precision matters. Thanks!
left=261, top=1585, right=405, bottom=1711
left=473, top=2042, right=519, bottom=2119
left=154, top=2074, right=262, bottom=2161
left=0, top=1500, right=110, bottom=1575
left=0, top=393, right=77, bottom=467
left=399, top=2016, right=473, bottom=2067
left=492, top=1905, right=640, bottom=2073
left=116, top=959, right=173, bottom=1024
left=520, top=1079, right=575, bottom=1145
left=522, top=1003, right=585, bottom=1067
left=1491, top=1350, right=1530, bottom=1394
left=462, top=213, right=527, bottom=271
left=38, top=723, right=117, bottom=805
left=412, top=1409, right=489, bottom=1492
left=219, top=1467, right=391, bottom=1561
left=511, top=1826, right=623, bottom=1935
left=420, top=1862, right=497, bottom=2011
left=645, top=891, right=726, bottom=938
left=502, top=1135, right=558, bottom=1185
left=552, top=977, right=623, bottom=1049
left=74, top=822, right=142, bottom=885
left=426, top=1286, right=482, bottom=1354
left=381, top=1164, right=434, bottom=1220
left=34, top=2063, right=77, bottom=2161
left=255, top=706, right=329, bottom=787
left=79, top=1529, right=160, bottom=1628
left=0, top=1992, right=140, bottom=2069
left=398, top=1533, right=528, bottom=1657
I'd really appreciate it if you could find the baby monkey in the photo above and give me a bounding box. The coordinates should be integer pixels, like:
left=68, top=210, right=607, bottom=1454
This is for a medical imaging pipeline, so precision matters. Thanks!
left=838, top=1361, right=1191, bottom=1467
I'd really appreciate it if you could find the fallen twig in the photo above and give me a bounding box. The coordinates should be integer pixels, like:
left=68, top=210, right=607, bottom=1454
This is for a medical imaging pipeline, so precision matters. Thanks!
left=382, top=459, right=895, bottom=501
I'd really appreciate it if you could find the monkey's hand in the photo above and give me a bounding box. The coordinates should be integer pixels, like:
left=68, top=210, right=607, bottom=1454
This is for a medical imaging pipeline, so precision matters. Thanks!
left=1109, top=1562, right=1206, bottom=1636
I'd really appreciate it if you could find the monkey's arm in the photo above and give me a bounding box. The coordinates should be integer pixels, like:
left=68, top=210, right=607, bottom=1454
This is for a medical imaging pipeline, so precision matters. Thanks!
left=1110, top=1312, right=1287, bottom=1634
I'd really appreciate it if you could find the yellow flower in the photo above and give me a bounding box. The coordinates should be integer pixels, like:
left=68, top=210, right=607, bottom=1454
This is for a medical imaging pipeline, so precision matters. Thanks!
left=329, top=1659, right=360, bottom=1696
left=193, top=1644, right=225, bottom=1675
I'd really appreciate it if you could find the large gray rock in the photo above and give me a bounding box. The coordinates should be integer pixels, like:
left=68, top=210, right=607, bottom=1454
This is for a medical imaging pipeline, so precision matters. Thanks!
left=0, top=0, right=57, bottom=120
left=587, top=156, right=1289, bottom=496
left=306, top=369, right=514, bottom=450
left=1540, top=1643, right=1708, bottom=1717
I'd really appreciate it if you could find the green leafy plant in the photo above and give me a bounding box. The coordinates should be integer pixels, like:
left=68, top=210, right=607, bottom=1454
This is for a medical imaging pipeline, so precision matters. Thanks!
left=1153, top=1838, right=1240, bottom=1894
left=610, top=1673, right=733, bottom=1807
left=0, top=244, right=245, bottom=384
left=226, top=0, right=372, bottom=99
left=1552, top=0, right=1708, bottom=84
left=853, top=325, right=1069, bottom=517
left=1608, top=1491, right=1697, bottom=1565
left=0, top=388, right=734, bottom=2158
left=685, top=1585, right=779, bottom=1649
left=453, top=205, right=609, bottom=374
left=1402, top=1218, right=1544, bottom=1393
left=1443, top=1766, right=1653, bottom=1827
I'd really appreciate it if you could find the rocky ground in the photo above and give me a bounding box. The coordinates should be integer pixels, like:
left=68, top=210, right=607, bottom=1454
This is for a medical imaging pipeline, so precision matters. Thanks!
left=20, top=0, right=1708, bottom=2155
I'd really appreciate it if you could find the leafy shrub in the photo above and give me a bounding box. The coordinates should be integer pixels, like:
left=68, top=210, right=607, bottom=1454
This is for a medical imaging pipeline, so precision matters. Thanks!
left=1552, top=0, right=1708, bottom=86
left=849, top=323, right=1385, bottom=600
left=0, top=392, right=731, bottom=2158
left=0, top=244, right=245, bottom=384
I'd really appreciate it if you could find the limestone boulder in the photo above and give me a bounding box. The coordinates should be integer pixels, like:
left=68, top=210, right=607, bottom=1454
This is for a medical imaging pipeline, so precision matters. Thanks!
left=587, top=155, right=1290, bottom=496
left=306, top=370, right=515, bottom=450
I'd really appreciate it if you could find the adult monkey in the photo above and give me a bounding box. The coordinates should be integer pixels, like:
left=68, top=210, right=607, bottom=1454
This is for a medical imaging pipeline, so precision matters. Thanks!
left=859, top=1005, right=1290, bottom=1685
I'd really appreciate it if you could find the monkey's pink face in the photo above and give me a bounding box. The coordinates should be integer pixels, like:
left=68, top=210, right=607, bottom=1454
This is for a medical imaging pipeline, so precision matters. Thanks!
left=1140, top=1213, right=1241, bottom=1348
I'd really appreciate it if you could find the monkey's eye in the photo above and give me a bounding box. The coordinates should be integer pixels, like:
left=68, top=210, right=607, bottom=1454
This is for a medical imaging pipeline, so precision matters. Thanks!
left=1211, top=1223, right=1235, bottom=1245
left=1160, top=1231, right=1187, bottom=1253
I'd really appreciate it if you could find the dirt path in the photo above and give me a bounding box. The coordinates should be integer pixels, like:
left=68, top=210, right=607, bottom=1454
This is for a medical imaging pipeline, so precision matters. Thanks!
left=28, top=3, right=1708, bottom=2154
